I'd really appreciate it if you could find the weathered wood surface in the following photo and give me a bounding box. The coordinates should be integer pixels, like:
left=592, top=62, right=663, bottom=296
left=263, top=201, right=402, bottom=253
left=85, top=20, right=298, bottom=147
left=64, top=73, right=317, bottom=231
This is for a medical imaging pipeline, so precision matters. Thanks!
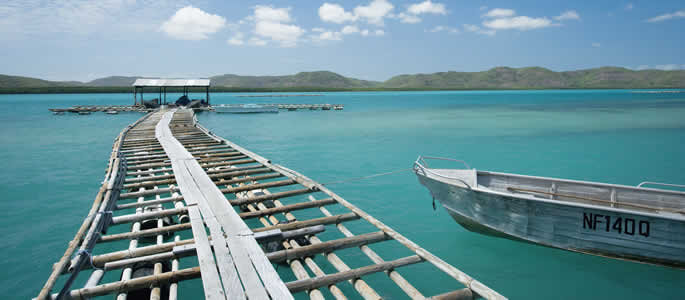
left=39, top=107, right=504, bottom=300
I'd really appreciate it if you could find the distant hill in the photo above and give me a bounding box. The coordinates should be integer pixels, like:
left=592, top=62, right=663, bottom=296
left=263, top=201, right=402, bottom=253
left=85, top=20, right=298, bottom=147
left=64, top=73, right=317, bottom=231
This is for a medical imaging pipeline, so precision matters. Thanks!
left=86, top=76, right=142, bottom=86
left=384, top=67, right=685, bottom=89
left=0, top=74, right=83, bottom=88
left=210, top=71, right=381, bottom=88
left=1, top=67, right=684, bottom=91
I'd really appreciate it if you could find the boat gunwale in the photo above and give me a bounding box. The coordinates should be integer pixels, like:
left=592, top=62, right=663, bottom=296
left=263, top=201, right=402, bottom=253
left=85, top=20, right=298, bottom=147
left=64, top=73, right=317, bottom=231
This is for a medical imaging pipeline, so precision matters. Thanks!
left=415, top=164, right=685, bottom=222
left=478, top=169, right=685, bottom=197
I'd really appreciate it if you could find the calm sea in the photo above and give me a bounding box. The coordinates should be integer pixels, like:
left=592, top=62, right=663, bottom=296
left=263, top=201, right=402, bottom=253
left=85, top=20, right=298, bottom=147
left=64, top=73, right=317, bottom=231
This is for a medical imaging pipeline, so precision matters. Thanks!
left=1, top=90, right=684, bottom=299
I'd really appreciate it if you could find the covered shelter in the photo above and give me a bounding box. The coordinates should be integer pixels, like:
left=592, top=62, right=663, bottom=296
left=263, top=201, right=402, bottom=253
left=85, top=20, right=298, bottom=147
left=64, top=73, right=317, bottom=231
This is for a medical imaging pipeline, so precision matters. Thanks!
left=132, top=78, right=211, bottom=106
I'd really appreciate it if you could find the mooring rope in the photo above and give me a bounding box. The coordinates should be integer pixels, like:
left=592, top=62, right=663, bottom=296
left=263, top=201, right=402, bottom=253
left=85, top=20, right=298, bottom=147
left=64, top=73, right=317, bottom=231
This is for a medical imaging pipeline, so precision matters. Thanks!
left=321, top=168, right=414, bottom=186
left=72, top=249, right=102, bottom=271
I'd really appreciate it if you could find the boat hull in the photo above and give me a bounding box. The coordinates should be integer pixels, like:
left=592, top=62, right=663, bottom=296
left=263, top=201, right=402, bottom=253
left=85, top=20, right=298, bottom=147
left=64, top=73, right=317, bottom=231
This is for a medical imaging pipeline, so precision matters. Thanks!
left=417, top=173, right=685, bottom=268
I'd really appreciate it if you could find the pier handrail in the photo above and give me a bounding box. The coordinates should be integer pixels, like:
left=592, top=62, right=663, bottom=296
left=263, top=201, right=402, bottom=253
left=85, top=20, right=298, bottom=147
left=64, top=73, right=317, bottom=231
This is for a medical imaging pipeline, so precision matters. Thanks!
left=637, top=181, right=685, bottom=190
left=414, top=156, right=473, bottom=189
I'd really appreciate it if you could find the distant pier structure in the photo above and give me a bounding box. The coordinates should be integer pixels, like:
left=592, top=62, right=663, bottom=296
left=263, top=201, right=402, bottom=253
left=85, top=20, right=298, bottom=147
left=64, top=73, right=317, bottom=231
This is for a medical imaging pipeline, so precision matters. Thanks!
left=133, top=78, right=211, bottom=107
left=49, top=78, right=345, bottom=113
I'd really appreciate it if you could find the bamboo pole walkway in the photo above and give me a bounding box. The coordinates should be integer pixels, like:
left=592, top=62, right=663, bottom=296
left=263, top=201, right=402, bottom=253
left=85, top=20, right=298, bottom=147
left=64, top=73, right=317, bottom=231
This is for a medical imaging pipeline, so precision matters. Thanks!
left=37, top=108, right=505, bottom=300
left=50, top=103, right=342, bottom=114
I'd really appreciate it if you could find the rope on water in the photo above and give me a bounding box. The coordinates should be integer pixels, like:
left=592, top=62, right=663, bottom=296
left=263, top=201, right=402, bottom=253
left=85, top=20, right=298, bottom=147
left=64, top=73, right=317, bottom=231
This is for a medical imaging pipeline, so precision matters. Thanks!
left=321, top=168, right=414, bottom=186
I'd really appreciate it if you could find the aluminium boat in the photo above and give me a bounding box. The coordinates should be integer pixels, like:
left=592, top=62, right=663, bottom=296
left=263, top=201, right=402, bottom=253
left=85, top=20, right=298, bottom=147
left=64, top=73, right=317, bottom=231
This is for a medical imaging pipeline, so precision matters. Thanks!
left=414, top=156, right=685, bottom=268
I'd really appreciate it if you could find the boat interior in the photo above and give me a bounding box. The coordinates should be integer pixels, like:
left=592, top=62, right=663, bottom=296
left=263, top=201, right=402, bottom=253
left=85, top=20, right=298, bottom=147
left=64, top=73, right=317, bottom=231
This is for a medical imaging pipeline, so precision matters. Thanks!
left=477, top=170, right=685, bottom=217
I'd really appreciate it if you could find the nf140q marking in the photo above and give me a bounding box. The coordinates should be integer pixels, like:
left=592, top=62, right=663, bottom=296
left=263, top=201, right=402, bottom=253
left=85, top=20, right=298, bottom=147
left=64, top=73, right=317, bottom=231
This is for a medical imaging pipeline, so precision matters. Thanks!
left=414, top=156, right=685, bottom=268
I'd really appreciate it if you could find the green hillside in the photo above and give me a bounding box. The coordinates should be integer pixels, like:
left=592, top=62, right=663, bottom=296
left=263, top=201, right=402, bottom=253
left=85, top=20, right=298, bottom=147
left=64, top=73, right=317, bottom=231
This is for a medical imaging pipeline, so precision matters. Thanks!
left=86, top=76, right=141, bottom=86
left=1, top=67, right=684, bottom=93
left=0, top=74, right=83, bottom=88
left=384, top=67, right=685, bottom=89
left=210, top=71, right=381, bottom=88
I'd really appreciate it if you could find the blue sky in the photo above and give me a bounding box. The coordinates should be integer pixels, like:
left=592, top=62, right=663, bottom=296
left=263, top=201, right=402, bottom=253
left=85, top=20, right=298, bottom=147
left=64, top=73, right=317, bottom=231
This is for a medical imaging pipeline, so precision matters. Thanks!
left=0, top=0, right=683, bottom=81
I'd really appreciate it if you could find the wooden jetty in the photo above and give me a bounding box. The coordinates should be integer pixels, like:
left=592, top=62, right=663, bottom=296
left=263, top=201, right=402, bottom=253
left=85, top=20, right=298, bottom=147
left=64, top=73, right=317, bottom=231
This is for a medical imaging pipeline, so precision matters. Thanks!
left=37, top=108, right=503, bottom=300
left=50, top=104, right=342, bottom=114
left=49, top=105, right=153, bottom=114
left=214, top=104, right=344, bottom=111
left=237, top=94, right=324, bottom=98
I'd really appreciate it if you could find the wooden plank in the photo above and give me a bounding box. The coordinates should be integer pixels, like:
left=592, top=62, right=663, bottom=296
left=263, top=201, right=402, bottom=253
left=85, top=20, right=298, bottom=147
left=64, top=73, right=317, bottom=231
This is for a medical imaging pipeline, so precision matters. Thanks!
left=286, top=255, right=424, bottom=293
left=252, top=212, right=360, bottom=233
left=221, top=179, right=297, bottom=194
left=243, top=236, right=294, bottom=300
left=157, top=110, right=227, bottom=300
left=184, top=160, right=270, bottom=300
left=238, top=198, right=336, bottom=219
left=65, top=267, right=202, bottom=300
left=228, top=188, right=313, bottom=206
left=175, top=161, right=246, bottom=300
left=266, top=231, right=391, bottom=263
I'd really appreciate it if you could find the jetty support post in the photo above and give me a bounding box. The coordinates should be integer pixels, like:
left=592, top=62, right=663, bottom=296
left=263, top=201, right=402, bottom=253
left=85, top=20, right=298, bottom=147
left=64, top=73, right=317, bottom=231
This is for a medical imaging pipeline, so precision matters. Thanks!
left=133, top=87, right=137, bottom=106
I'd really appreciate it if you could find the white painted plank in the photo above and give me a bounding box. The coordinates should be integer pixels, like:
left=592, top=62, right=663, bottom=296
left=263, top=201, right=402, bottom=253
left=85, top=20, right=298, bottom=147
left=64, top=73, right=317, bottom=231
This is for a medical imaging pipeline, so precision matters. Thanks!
left=177, top=161, right=246, bottom=300
left=243, top=236, right=294, bottom=300
left=157, top=110, right=227, bottom=300
left=187, top=206, right=227, bottom=300
left=183, top=160, right=269, bottom=300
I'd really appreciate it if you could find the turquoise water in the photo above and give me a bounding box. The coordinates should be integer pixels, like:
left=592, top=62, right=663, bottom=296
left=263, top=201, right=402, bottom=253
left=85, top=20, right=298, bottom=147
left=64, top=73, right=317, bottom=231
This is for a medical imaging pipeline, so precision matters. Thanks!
left=1, top=90, right=684, bottom=299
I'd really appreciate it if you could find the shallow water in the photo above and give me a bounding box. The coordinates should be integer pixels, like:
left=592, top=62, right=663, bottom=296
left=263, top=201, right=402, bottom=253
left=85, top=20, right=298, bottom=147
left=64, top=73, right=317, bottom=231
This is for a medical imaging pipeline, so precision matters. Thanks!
left=1, top=90, right=684, bottom=299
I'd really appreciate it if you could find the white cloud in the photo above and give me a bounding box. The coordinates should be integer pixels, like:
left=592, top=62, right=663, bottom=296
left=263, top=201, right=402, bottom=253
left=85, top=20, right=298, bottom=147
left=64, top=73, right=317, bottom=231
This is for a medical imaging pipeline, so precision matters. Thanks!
left=252, top=5, right=304, bottom=47
left=314, top=30, right=343, bottom=41
left=160, top=6, right=226, bottom=40
left=554, top=10, right=580, bottom=21
left=483, top=8, right=515, bottom=18
left=318, top=0, right=394, bottom=26
left=342, top=25, right=360, bottom=34
left=228, top=32, right=244, bottom=45
left=248, top=37, right=267, bottom=46
left=354, top=0, right=394, bottom=25
left=625, top=3, right=634, bottom=11
left=475, top=8, right=578, bottom=33
left=319, top=3, right=356, bottom=23
left=254, top=5, right=292, bottom=23
left=427, top=25, right=459, bottom=34
left=375, top=29, right=385, bottom=36
left=312, top=27, right=326, bottom=32
left=483, top=16, right=552, bottom=30
left=463, top=24, right=495, bottom=36
left=647, top=10, right=685, bottom=22
left=655, top=64, right=680, bottom=71
left=361, top=29, right=370, bottom=36
left=0, top=0, right=186, bottom=37
left=397, top=1, right=446, bottom=23
left=255, top=21, right=304, bottom=47
left=398, top=12, right=422, bottom=23
left=591, top=42, right=600, bottom=48
left=407, top=1, right=447, bottom=15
